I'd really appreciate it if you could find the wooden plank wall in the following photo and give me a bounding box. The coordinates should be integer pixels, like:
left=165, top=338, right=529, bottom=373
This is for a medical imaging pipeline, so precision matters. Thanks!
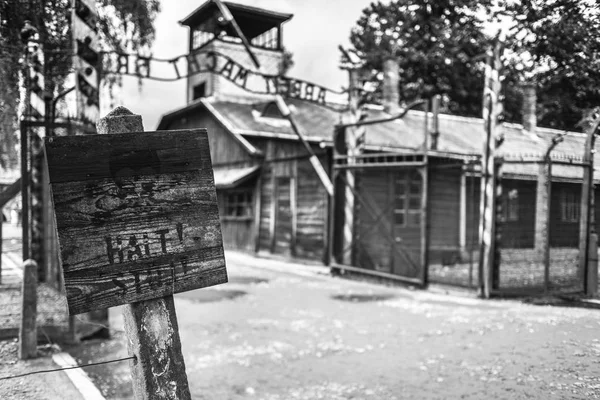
left=253, top=138, right=329, bottom=261
left=258, top=166, right=273, bottom=252
left=161, top=112, right=254, bottom=168
left=295, top=158, right=327, bottom=260
left=273, top=177, right=293, bottom=255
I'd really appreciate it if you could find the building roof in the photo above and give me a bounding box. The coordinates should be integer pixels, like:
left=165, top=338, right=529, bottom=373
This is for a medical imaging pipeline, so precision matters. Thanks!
left=180, top=1, right=293, bottom=39
left=213, top=165, right=260, bottom=189
left=360, top=106, right=599, bottom=180
left=157, top=95, right=599, bottom=181
left=157, top=96, right=340, bottom=144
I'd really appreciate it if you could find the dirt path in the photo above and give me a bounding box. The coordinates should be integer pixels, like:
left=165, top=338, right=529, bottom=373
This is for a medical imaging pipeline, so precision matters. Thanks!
left=67, top=251, right=600, bottom=399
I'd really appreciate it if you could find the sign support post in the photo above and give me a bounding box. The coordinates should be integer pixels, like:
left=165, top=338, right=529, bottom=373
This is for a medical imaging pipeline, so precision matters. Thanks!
left=96, top=107, right=192, bottom=400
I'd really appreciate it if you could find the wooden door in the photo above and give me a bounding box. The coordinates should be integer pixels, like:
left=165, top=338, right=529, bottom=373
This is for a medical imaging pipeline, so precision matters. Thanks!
left=273, top=177, right=294, bottom=255
left=391, top=170, right=422, bottom=278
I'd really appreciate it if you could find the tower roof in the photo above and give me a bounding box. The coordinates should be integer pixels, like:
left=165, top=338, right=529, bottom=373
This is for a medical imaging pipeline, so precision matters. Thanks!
left=180, top=1, right=293, bottom=40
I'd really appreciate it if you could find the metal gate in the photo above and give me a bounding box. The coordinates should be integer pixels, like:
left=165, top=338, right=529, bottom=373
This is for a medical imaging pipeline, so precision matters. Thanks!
left=331, top=152, right=427, bottom=286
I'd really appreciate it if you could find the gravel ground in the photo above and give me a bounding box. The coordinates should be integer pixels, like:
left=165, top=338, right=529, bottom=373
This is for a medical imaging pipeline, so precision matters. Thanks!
left=0, top=340, right=83, bottom=400
left=0, top=284, right=69, bottom=333
left=64, top=251, right=600, bottom=400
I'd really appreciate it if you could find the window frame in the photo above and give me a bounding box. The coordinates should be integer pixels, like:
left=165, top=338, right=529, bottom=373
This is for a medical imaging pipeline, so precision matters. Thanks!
left=393, top=170, right=422, bottom=227
left=192, top=82, right=207, bottom=100
left=560, top=188, right=580, bottom=223
left=503, top=188, right=519, bottom=222
left=222, top=189, right=254, bottom=221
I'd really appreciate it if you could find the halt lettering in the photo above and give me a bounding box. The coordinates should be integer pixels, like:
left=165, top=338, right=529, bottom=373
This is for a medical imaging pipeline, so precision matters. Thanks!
left=105, top=223, right=185, bottom=264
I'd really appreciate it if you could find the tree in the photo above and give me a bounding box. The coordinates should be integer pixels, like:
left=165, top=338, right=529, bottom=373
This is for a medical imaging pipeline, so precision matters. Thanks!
left=502, top=0, right=600, bottom=131
left=349, top=0, right=492, bottom=118
left=349, top=0, right=600, bottom=132
left=0, top=0, right=160, bottom=169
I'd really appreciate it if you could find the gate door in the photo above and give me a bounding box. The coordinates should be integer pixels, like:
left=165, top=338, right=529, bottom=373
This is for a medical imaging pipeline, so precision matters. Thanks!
left=352, top=168, right=424, bottom=284
left=273, top=177, right=294, bottom=255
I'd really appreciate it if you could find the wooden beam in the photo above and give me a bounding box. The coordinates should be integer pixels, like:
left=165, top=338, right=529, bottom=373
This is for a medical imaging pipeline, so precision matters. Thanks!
left=0, top=178, right=21, bottom=208
left=290, top=174, right=297, bottom=257
left=253, top=173, right=262, bottom=253
left=579, top=116, right=600, bottom=294
left=0, top=215, right=2, bottom=284
left=97, top=107, right=192, bottom=400
left=269, top=171, right=277, bottom=253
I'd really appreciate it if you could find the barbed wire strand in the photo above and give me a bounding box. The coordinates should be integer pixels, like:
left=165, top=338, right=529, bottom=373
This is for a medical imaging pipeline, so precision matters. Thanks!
left=0, top=355, right=135, bottom=381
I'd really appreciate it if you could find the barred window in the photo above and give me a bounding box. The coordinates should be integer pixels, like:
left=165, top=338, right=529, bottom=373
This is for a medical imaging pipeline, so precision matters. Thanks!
left=504, top=189, right=519, bottom=222
left=561, top=189, right=580, bottom=223
left=192, top=29, right=215, bottom=49
left=393, top=170, right=421, bottom=226
left=224, top=191, right=253, bottom=219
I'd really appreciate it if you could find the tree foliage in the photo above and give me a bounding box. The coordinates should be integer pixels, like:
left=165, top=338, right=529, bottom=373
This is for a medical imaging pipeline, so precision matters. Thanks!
left=502, top=0, right=600, bottom=131
left=349, top=0, right=492, bottom=118
left=0, top=0, right=160, bottom=168
left=349, top=0, right=600, bottom=132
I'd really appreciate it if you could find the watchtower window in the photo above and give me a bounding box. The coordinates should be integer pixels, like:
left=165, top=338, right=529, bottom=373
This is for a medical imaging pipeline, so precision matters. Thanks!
left=193, top=82, right=207, bottom=100
left=250, top=26, right=279, bottom=50
left=182, top=2, right=291, bottom=51
left=261, top=102, right=284, bottom=119
left=192, top=29, right=215, bottom=49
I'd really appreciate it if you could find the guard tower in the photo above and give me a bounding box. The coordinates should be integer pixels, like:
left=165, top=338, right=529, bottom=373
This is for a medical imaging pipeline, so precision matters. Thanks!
left=180, top=1, right=293, bottom=103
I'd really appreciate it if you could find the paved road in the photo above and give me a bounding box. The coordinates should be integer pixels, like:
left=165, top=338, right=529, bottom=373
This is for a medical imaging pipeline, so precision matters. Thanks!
left=68, top=251, right=600, bottom=399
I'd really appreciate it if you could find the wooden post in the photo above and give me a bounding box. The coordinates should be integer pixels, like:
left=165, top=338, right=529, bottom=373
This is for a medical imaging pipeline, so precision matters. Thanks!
left=19, top=259, right=37, bottom=359
left=420, top=99, right=430, bottom=286
left=290, top=175, right=297, bottom=257
left=579, top=117, right=600, bottom=295
left=20, top=120, right=30, bottom=262
left=97, top=107, right=192, bottom=400
left=253, top=175, right=262, bottom=253
left=0, top=211, right=3, bottom=284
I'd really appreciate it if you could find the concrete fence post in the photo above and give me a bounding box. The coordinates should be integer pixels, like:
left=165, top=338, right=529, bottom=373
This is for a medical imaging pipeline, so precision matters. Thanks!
left=587, top=232, right=598, bottom=296
left=19, top=259, right=37, bottom=359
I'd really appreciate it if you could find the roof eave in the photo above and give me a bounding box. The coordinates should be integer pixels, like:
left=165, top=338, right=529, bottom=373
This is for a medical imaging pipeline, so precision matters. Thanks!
left=179, top=0, right=293, bottom=27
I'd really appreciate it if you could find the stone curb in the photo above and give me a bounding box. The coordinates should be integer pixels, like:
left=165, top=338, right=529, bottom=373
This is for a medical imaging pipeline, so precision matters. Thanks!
left=52, top=352, right=106, bottom=400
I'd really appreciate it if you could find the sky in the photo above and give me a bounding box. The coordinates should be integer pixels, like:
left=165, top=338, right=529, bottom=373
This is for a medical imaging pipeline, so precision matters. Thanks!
left=116, top=0, right=376, bottom=129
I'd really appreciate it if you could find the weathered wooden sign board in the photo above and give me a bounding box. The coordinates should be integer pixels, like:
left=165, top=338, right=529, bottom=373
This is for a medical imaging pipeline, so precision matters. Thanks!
left=44, top=129, right=227, bottom=315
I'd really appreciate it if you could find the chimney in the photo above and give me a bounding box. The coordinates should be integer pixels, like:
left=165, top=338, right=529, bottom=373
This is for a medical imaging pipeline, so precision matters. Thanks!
left=430, top=95, right=441, bottom=150
left=522, top=83, right=537, bottom=133
left=382, top=58, right=400, bottom=115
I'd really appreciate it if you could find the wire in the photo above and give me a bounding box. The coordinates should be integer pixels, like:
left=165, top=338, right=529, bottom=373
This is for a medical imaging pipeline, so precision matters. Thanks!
left=0, top=355, right=135, bottom=381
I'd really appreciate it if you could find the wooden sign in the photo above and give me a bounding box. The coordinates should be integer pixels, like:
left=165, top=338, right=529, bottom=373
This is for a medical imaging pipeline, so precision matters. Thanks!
left=44, top=129, right=227, bottom=315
